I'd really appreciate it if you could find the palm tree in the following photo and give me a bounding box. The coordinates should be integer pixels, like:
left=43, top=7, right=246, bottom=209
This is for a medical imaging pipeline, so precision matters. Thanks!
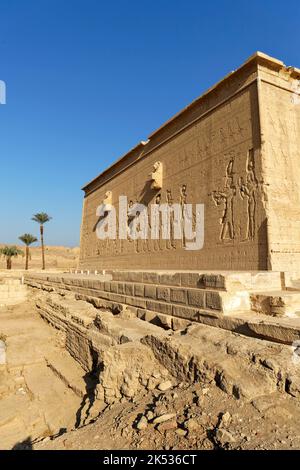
left=0, top=246, right=24, bottom=270
left=32, top=212, right=52, bottom=270
left=18, top=234, right=38, bottom=270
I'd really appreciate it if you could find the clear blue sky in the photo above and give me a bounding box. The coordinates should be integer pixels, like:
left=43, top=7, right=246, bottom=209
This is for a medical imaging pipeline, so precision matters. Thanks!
left=0, top=0, right=299, bottom=247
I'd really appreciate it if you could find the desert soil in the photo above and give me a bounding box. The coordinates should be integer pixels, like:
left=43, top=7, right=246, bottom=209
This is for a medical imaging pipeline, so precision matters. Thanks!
left=1, top=295, right=300, bottom=450
left=0, top=245, right=79, bottom=271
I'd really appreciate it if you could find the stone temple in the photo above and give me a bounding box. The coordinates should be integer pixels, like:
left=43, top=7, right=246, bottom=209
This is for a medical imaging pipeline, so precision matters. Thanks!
left=4, top=53, right=300, bottom=452
left=79, top=52, right=300, bottom=273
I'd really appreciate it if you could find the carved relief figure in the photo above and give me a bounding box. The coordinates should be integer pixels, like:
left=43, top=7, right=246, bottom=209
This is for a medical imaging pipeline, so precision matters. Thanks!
left=180, top=184, right=187, bottom=248
left=166, top=189, right=176, bottom=249
left=239, top=149, right=258, bottom=241
left=211, top=158, right=236, bottom=241
left=153, top=193, right=163, bottom=252
left=150, top=161, right=163, bottom=190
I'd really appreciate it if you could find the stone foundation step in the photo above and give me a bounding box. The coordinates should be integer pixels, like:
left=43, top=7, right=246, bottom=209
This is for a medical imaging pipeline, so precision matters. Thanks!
left=25, top=270, right=283, bottom=293
left=250, top=291, right=300, bottom=317
left=27, top=274, right=253, bottom=315
left=108, top=270, right=283, bottom=292
left=75, top=290, right=300, bottom=345
left=45, top=352, right=94, bottom=398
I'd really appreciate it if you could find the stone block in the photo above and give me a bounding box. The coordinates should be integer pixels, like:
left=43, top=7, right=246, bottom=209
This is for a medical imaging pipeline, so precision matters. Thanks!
left=142, top=272, right=159, bottom=284
left=180, top=273, right=201, bottom=288
left=172, top=305, right=200, bottom=321
left=104, top=282, right=111, bottom=292
left=146, top=300, right=173, bottom=315
left=124, top=283, right=134, bottom=296
left=144, top=285, right=157, bottom=299
left=159, top=273, right=181, bottom=286
left=117, top=283, right=125, bottom=295
left=110, top=282, right=118, bottom=294
left=170, top=288, right=187, bottom=304
left=108, top=293, right=125, bottom=304
left=205, top=291, right=222, bottom=310
left=187, top=289, right=205, bottom=308
left=125, top=296, right=147, bottom=309
left=157, top=287, right=170, bottom=302
left=134, top=284, right=145, bottom=298
left=199, top=274, right=226, bottom=289
left=171, top=317, right=191, bottom=331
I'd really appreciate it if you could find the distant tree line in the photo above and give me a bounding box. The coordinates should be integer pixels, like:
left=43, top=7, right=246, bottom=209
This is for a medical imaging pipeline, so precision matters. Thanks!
left=0, top=212, right=52, bottom=270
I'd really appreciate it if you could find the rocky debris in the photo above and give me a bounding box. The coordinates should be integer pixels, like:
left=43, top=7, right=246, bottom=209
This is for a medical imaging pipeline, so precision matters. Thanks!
left=141, top=323, right=300, bottom=401
left=183, top=418, right=201, bottom=432
left=136, top=416, right=148, bottom=430
left=176, top=428, right=187, bottom=437
left=215, top=429, right=236, bottom=448
left=220, top=411, right=231, bottom=427
left=156, top=418, right=177, bottom=432
left=157, top=380, right=173, bottom=391
left=4, top=288, right=300, bottom=451
left=146, top=410, right=154, bottom=420
left=96, top=342, right=170, bottom=404
left=153, top=413, right=176, bottom=425
left=35, top=380, right=300, bottom=451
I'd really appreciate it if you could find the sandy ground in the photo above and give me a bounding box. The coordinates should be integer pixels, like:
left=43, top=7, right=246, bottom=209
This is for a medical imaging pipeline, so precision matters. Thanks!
left=0, top=245, right=79, bottom=271
left=1, top=294, right=300, bottom=450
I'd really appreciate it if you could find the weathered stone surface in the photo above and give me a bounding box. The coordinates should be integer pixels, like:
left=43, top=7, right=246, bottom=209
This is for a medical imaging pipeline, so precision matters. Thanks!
left=124, top=283, right=134, bottom=296
left=78, top=53, right=300, bottom=273
left=159, top=273, right=181, bottom=287
left=157, top=287, right=170, bottom=303
left=136, top=416, right=148, bottom=430
left=145, top=300, right=173, bottom=315
left=187, top=289, right=205, bottom=308
left=205, top=292, right=222, bottom=310
left=144, top=285, right=157, bottom=299
left=134, top=283, right=145, bottom=298
left=170, top=288, right=187, bottom=304
left=156, top=418, right=177, bottom=432
left=153, top=413, right=176, bottom=425
left=157, top=380, right=173, bottom=391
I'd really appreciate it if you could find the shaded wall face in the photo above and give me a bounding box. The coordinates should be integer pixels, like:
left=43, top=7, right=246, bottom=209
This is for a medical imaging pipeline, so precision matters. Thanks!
left=80, top=83, right=268, bottom=271
left=259, top=67, right=300, bottom=272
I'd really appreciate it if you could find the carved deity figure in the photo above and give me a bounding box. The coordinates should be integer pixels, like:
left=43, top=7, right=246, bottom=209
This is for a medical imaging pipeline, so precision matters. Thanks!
left=239, top=149, right=258, bottom=240
left=211, top=159, right=236, bottom=241
left=166, top=189, right=176, bottom=249
left=150, top=161, right=163, bottom=190
left=152, top=194, right=163, bottom=251
left=180, top=184, right=187, bottom=248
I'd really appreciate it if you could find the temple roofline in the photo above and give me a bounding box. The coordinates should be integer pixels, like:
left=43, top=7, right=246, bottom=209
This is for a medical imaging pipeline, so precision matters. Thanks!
left=82, top=51, right=299, bottom=194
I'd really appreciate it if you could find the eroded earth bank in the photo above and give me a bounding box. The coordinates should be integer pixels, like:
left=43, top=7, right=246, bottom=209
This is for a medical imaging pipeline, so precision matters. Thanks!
left=1, top=275, right=300, bottom=450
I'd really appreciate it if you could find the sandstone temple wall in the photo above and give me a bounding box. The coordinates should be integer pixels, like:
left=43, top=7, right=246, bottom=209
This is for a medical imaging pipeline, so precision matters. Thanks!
left=79, top=53, right=300, bottom=272
left=258, top=61, right=300, bottom=271
left=80, top=55, right=271, bottom=271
